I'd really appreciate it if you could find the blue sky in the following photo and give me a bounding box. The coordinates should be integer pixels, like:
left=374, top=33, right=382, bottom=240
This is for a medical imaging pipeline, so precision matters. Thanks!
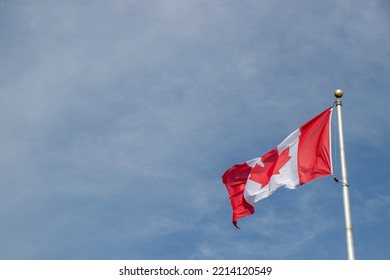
left=0, top=0, right=389, bottom=260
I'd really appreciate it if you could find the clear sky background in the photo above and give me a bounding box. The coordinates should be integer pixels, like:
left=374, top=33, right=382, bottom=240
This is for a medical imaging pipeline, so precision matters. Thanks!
left=1, top=0, right=389, bottom=260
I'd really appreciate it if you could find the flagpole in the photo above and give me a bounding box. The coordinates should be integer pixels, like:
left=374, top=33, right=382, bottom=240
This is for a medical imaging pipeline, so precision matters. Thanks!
left=334, top=89, right=355, bottom=260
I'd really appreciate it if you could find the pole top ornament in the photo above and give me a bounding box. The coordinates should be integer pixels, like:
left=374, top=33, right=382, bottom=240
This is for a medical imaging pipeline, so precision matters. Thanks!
left=334, top=89, right=343, bottom=98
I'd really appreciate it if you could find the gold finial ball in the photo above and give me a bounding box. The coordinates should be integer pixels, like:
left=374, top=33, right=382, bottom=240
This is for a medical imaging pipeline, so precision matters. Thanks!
left=334, top=89, right=343, bottom=98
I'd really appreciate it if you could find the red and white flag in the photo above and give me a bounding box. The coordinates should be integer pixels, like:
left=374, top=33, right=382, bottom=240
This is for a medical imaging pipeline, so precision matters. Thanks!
left=222, top=107, right=333, bottom=227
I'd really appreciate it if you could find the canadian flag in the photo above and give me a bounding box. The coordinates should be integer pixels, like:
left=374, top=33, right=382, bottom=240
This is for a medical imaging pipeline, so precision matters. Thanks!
left=222, top=107, right=333, bottom=227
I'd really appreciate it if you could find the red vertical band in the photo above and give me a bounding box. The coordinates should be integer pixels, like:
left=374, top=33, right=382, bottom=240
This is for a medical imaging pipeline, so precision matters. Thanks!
left=298, top=107, right=333, bottom=184
left=222, top=162, right=255, bottom=227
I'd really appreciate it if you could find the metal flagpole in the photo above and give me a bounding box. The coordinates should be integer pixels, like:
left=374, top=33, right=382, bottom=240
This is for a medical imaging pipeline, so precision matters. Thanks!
left=334, top=89, right=355, bottom=260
